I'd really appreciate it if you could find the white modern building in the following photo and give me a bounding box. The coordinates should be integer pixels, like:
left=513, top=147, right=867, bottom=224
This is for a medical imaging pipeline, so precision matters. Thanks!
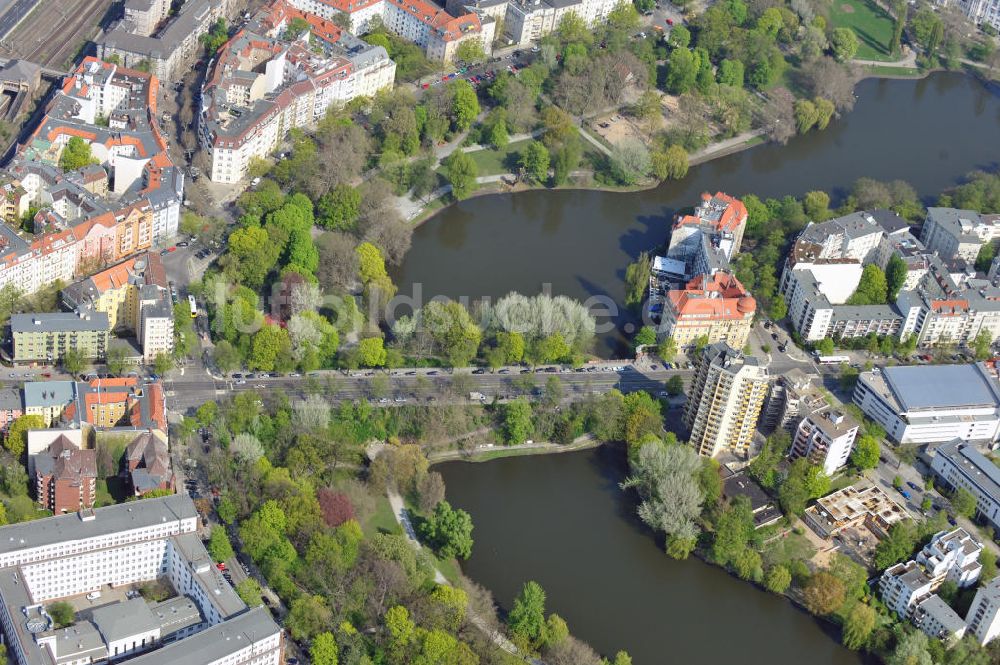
left=881, top=560, right=937, bottom=618
left=931, top=440, right=1000, bottom=531
left=967, top=577, right=1000, bottom=646
left=916, top=528, right=984, bottom=588
left=0, top=495, right=283, bottom=665
left=852, top=364, right=1000, bottom=445
left=789, top=408, right=860, bottom=476
left=921, top=208, right=1000, bottom=263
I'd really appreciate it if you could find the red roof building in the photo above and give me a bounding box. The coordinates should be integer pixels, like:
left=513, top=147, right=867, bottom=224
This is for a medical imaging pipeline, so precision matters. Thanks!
left=663, top=272, right=757, bottom=351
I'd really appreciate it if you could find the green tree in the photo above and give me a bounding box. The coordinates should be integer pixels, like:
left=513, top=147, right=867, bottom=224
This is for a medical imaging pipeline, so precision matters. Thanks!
left=668, top=25, right=691, bottom=49
left=890, top=0, right=906, bottom=55
left=657, top=337, right=677, bottom=361
left=975, top=241, right=996, bottom=273
left=710, top=496, right=757, bottom=568
left=665, top=48, right=697, bottom=94
left=816, top=338, right=835, bottom=356
left=62, top=348, right=86, bottom=375
left=454, top=38, right=486, bottom=64
left=874, top=521, right=917, bottom=570
left=850, top=435, right=880, bottom=471
left=207, top=527, right=234, bottom=562
left=847, top=264, right=888, bottom=305
left=317, top=184, right=361, bottom=230
left=794, top=99, right=819, bottom=133
left=286, top=595, right=332, bottom=642
left=358, top=337, right=387, bottom=367
left=418, top=500, right=474, bottom=559
left=802, top=571, right=846, bottom=616
left=717, top=59, right=744, bottom=87
left=501, top=398, right=534, bottom=445
left=449, top=80, right=480, bottom=130
left=249, top=324, right=290, bottom=372
left=507, top=581, right=548, bottom=648
left=634, top=326, right=657, bottom=349
left=199, top=18, right=229, bottom=54
left=665, top=375, right=684, bottom=396
left=442, top=151, right=478, bottom=200
left=106, top=346, right=128, bottom=376
left=5, top=415, right=44, bottom=458
left=47, top=601, right=75, bottom=628
left=980, top=550, right=997, bottom=583
left=830, top=27, right=860, bottom=62
left=624, top=252, right=651, bottom=311
left=520, top=141, right=550, bottom=184
left=886, top=629, right=933, bottom=665
left=59, top=136, right=98, bottom=171
left=235, top=578, right=263, bottom=607
left=886, top=254, right=908, bottom=301
left=763, top=565, right=792, bottom=594
left=842, top=603, right=876, bottom=650
left=973, top=329, right=993, bottom=360
left=803, top=190, right=831, bottom=220
left=650, top=144, right=689, bottom=181
left=953, top=487, right=977, bottom=518
left=284, top=16, right=310, bottom=39
left=310, top=632, right=339, bottom=665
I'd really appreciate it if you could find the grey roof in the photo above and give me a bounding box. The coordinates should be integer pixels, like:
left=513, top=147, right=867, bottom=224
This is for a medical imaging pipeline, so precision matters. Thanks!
left=23, top=380, right=76, bottom=408
left=150, top=595, right=204, bottom=637
left=170, top=532, right=247, bottom=619
left=11, top=311, right=109, bottom=333
left=92, top=597, right=158, bottom=644
left=99, top=0, right=222, bottom=61
left=829, top=304, right=902, bottom=323
left=916, top=594, right=967, bottom=635
left=0, top=494, right=197, bottom=556
left=936, top=440, right=1000, bottom=503
left=0, top=387, right=22, bottom=411
left=882, top=363, right=1000, bottom=412
left=127, top=607, right=281, bottom=665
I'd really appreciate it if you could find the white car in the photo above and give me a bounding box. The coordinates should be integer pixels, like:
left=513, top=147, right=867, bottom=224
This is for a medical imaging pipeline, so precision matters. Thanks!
left=86, top=591, right=101, bottom=601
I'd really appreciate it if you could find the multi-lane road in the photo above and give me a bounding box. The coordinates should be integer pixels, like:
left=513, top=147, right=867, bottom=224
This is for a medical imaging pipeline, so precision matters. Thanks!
left=162, top=365, right=693, bottom=411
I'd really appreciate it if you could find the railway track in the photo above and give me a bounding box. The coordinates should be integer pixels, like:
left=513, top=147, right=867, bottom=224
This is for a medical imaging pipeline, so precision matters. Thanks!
left=8, top=0, right=109, bottom=68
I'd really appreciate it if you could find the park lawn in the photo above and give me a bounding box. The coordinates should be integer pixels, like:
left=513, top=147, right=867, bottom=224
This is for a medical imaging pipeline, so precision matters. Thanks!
left=467, top=139, right=533, bottom=176
left=364, top=495, right=403, bottom=538
left=828, top=0, right=895, bottom=61
left=862, top=64, right=923, bottom=77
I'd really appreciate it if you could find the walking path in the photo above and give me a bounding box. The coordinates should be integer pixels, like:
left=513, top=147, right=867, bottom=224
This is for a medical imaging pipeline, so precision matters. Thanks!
left=427, top=434, right=599, bottom=462
left=689, top=130, right=763, bottom=165
left=852, top=48, right=918, bottom=69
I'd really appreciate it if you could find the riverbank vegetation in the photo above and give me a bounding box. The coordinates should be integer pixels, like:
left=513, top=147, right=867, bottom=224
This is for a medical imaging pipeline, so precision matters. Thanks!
left=188, top=389, right=636, bottom=664
left=620, top=427, right=1000, bottom=663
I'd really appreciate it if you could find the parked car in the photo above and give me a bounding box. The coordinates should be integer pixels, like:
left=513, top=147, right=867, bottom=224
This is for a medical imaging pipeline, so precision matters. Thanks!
left=86, top=591, right=101, bottom=601
left=899, top=490, right=911, bottom=500
left=906, top=481, right=921, bottom=491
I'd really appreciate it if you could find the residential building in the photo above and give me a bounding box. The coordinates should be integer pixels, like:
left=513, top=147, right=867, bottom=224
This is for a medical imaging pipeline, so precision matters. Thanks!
left=667, top=191, right=748, bottom=273
left=959, top=0, right=1000, bottom=32
left=0, top=388, right=23, bottom=431
left=0, top=58, right=183, bottom=300
left=760, top=368, right=820, bottom=432
left=920, top=208, right=1000, bottom=263
left=683, top=343, right=769, bottom=458
left=0, top=495, right=284, bottom=665
left=852, top=364, right=1000, bottom=444
left=61, top=253, right=174, bottom=362
left=31, top=435, right=97, bottom=514
left=789, top=408, right=860, bottom=476
left=124, top=430, right=174, bottom=496
left=199, top=2, right=396, bottom=183
left=913, top=595, right=967, bottom=643
left=23, top=378, right=167, bottom=434
left=802, top=483, right=909, bottom=539
left=781, top=208, right=1000, bottom=345
left=881, top=528, right=986, bottom=643
left=289, top=0, right=494, bottom=63
left=23, top=383, right=77, bottom=427
left=658, top=272, right=756, bottom=351
left=881, top=561, right=936, bottom=618
left=967, top=576, right=1000, bottom=646
left=931, top=440, right=1000, bottom=531
left=916, top=528, right=983, bottom=588
left=97, top=0, right=234, bottom=82
left=720, top=468, right=782, bottom=528
left=10, top=311, right=110, bottom=364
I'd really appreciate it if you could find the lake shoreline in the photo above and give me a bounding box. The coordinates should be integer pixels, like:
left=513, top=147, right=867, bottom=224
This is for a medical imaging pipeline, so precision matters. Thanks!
left=405, top=68, right=988, bottom=228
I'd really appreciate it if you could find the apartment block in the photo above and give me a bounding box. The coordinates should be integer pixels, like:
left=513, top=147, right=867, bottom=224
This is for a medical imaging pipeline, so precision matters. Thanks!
left=98, top=0, right=234, bottom=82
left=853, top=364, right=1000, bottom=445
left=0, top=495, right=284, bottom=665
left=921, top=208, right=1000, bottom=264
left=200, top=1, right=396, bottom=183
left=11, top=312, right=110, bottom=364
left=659, top=272, right=756, bottom=351
left=683, top=342, right=769, bottom=459
left=789, top=408, right=860, bottom=476
left=61, top=253, right=174, bottom=362
left=967, top=576, right=1000, bottom=646
left=31, top=435, right=97, bottom=514
left=290, top=0, right=494, bottom=64
left=931, top=440, right=1000, bottom=532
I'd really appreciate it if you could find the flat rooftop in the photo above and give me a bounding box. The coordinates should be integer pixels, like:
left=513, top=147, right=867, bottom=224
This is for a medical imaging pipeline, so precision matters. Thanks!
left=884, top=363, right=1000, bottom=411
left=0, top=494, right=196, bottom=557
